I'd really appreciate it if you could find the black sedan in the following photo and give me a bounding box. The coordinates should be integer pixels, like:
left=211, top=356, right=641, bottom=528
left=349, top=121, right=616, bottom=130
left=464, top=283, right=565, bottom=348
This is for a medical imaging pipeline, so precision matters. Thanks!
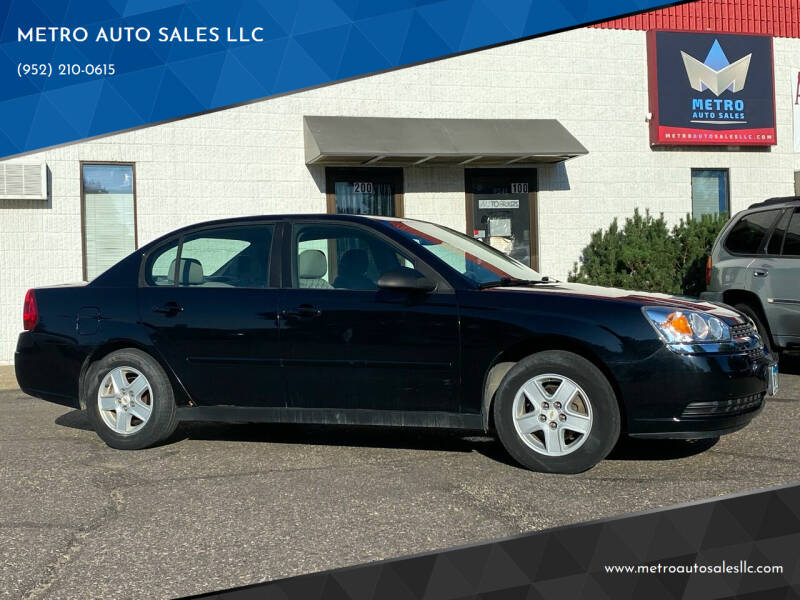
left=15, top=215, right=776, bottom=473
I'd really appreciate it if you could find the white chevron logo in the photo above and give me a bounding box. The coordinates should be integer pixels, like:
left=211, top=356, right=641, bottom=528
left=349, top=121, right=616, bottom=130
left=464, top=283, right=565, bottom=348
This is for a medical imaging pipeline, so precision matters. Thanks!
left=681, top=43, right=752, bottom=96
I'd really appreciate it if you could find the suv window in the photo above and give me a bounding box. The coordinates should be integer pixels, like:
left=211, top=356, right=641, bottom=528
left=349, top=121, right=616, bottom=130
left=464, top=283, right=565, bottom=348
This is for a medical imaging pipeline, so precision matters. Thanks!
left=783, top=210, right=800, bottom=256
left=724, top=210, right=781, bottom=255
left=145, top=225, right=274, bottom=287
left=766, top=210, right=791, bottom=255
left=292, top=224, right=416, bottom=290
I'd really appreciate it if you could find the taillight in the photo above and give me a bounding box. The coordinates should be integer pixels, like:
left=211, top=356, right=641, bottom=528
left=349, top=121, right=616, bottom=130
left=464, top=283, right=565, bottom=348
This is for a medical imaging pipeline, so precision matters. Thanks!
left=23, top=289, right=38, bottom=331
left=705, top=256, right=712, bottom=287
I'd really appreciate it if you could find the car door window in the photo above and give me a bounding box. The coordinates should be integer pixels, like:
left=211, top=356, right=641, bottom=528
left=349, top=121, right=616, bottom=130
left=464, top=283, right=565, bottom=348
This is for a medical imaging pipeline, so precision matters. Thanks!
left=724, top=210, right=781, bottom=255
left=145, top=239, right=179, bottom=286
left=147, top=225, right=274, bottom=288
left=782, top=210, right=800, bottom=257
left=292, top=224, right=416, bottom=290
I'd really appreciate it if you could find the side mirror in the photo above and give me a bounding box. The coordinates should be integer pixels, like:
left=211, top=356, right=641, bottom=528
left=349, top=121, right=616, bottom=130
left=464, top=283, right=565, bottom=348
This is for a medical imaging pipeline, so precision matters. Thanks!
left=377, top=268, right=436, bottom=293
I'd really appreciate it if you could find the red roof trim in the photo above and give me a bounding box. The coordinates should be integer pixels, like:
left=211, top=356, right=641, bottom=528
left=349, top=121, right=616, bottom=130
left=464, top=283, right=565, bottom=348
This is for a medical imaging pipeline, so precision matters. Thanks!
left=592, top=0, right=800, bottom=38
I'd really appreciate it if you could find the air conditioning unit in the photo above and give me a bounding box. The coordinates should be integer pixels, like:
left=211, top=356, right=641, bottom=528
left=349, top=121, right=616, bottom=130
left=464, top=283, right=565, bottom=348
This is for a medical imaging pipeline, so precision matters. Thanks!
left=0, top=161, right=48, bottom=200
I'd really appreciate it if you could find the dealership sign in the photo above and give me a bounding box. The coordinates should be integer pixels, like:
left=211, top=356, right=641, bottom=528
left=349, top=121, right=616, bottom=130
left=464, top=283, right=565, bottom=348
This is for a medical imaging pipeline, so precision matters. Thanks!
left=647, top=31, right=776, bottom=146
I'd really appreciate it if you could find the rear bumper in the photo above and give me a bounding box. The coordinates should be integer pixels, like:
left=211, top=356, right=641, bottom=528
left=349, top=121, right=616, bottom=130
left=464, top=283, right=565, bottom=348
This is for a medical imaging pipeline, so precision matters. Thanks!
left=15, top=332, right=81, bottom=408
left=615, top=345, right=772, bottom=439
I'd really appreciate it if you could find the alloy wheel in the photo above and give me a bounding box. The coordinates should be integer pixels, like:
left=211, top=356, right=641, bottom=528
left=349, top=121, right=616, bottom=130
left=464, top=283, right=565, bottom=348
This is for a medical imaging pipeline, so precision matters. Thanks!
left=511, top=373, right=593, bottom=457
left=97, top=366, right=153, bottom=435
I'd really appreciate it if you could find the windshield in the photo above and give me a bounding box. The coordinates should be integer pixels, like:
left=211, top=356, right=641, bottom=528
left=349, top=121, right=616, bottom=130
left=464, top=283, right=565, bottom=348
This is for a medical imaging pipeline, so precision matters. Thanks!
left=384, top=219, right=543, bottom=285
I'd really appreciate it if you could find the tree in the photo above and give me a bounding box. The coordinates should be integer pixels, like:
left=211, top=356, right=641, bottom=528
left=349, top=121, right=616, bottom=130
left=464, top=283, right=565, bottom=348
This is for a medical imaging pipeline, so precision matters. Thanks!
left=568, top=210, right=727, bottom=296
left=672, top=212, right=729, bottom=297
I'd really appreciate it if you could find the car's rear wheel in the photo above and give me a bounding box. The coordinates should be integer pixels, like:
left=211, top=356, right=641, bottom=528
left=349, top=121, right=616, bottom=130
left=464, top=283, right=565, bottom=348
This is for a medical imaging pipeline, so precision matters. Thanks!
left=734, top=303, right=774, bottom=355
left=493, top=351, right=620, bottom=473
left=85, top=349, right=178, bottom=450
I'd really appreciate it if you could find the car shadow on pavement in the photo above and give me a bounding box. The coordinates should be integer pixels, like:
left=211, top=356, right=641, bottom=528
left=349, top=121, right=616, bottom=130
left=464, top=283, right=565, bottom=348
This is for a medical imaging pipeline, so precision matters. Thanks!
left=54, top=409, right=93, bottom=431
left=54, top=409, right=721, bottom=467
left=780, top=353, right=800, bottom=376
left=606, top=436, right=718, bottom=461
left=174, top=421, right=490, bottom=454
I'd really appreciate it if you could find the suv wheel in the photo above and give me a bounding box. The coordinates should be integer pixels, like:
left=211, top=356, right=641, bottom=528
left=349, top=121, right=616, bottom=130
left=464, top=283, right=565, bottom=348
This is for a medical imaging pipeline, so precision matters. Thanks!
left=84, top=349, right=179, bottom=450
left=493, top=351, right=621, bottom=474
left=734, top=303, right=774, bottom=355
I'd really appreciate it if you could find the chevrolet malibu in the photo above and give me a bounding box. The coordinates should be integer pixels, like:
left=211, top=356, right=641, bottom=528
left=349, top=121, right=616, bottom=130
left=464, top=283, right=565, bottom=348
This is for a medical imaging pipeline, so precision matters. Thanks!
left=15, top=215, right=777, bottom=473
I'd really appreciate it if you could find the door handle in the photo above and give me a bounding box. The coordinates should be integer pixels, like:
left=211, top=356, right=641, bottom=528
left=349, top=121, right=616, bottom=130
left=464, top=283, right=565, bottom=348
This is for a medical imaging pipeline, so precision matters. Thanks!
left=152, top=301, right=183, bottom=315
left=753, top=269, right=769, bottom=278
left=281, top=304, right=322, bottom=319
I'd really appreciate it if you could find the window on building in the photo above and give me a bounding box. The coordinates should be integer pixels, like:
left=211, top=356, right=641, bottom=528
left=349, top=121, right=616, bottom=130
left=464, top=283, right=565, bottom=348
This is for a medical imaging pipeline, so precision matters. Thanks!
left=82, top=163, right=136, bottom=280
left=326, top=168, right=403, bottom=216
left=724, top=210, right=781, bottom=255
left=691, top=169, right=729, bottom=218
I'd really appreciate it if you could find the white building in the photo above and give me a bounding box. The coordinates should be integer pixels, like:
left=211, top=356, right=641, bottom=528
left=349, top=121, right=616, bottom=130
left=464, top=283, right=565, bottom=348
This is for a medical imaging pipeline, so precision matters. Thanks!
left=2, top=5, right=800, bottom=364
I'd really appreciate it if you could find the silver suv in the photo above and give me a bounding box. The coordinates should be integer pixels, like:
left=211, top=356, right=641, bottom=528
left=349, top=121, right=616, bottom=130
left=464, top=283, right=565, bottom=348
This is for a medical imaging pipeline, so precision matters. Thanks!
left=701, top=197, right=800, bottom=354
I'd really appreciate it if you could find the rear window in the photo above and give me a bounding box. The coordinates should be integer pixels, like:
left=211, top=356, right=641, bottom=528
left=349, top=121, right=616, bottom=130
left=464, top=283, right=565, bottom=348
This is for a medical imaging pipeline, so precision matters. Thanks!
left=766, top=210, right=791, bottom=255
left=724, top=210, right=781, bottom=255
left=144, top=225, right=274, bottom=287
left=145, top=240, right=179, bottom=286
left=783, top=210, right=800, bottom=257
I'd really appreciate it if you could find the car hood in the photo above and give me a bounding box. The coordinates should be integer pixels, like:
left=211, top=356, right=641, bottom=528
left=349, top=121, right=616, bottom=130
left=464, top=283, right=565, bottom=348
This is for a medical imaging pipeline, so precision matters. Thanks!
left=491, top=281, right=743, bottom=320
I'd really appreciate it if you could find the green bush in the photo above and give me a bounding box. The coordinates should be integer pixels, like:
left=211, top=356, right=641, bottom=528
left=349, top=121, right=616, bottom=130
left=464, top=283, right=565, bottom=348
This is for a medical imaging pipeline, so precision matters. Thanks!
left=567, top=209, right=728, bottom=297
left=673, top=212, right=729, bottom=297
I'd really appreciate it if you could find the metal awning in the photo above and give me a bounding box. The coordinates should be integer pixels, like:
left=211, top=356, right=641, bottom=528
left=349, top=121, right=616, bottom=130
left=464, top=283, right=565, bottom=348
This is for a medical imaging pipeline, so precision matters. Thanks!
left=303, top=116, right=588, bottom=167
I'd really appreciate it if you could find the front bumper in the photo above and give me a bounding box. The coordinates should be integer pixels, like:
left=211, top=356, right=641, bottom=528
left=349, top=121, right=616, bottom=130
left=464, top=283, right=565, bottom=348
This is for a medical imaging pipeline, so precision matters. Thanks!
left=615, top=345, right=773, bottom=440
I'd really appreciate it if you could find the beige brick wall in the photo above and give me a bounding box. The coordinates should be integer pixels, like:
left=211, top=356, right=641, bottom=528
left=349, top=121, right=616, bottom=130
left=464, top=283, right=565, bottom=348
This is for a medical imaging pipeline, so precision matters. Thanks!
left=2, top=27, right=800, bottom=364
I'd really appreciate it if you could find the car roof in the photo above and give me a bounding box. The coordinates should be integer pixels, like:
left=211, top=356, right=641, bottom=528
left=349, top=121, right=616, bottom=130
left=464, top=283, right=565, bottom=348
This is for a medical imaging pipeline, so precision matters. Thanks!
left=173, top=213, right=402, bottom=232
left=187, top=213, right=399, bottom=227
left=139, top=213, right=410, bottom=251
left=747, top=196, right=800, bottom=210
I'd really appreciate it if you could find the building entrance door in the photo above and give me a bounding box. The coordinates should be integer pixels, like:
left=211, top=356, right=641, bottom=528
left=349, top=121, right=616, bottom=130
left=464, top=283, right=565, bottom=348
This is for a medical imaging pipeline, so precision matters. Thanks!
left=465, top=169, right=538, bottom=269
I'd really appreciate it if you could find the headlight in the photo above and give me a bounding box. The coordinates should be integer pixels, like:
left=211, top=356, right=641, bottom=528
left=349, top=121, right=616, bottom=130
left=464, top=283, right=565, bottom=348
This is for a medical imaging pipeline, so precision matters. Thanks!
left=643, top=306, right=731, bottom=345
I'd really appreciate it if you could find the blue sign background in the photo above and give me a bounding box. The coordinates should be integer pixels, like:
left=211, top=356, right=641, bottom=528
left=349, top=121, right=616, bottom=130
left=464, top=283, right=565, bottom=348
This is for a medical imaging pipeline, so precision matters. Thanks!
left=654, top=31, right=775, bottom=131
left=1, top=0, right=679, bottom=158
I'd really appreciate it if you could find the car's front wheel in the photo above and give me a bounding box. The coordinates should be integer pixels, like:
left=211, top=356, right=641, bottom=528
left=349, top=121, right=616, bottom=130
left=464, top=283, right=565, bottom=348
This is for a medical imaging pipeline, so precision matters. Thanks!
left=84, top=349, right=178, bottom=450
left=493, top=351, right=621, bottom=473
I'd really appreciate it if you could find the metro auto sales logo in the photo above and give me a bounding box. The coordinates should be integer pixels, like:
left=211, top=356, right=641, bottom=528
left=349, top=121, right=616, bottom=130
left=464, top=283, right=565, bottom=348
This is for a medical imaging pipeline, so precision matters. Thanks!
left=682, top=39, right=752, bottom=125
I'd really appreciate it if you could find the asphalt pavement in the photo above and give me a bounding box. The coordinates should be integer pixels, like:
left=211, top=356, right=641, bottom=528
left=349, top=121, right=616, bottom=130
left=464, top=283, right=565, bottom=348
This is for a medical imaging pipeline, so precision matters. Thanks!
left=1, top=356, right=799, bottom=600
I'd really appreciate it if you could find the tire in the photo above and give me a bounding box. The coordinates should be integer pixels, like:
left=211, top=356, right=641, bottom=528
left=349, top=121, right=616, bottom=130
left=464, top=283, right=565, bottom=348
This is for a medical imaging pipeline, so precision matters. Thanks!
left=84, top=349, right=178, bottom=450
left=493, top=351, right=621, bottom=474
left=734, top=303, right=774, bottom=355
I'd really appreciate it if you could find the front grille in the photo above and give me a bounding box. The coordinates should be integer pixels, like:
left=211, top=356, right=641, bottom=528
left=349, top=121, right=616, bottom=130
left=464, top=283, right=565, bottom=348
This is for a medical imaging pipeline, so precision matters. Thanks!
left=731, top=323, right=756, bottom=339
left=681, top=393, right=764, bottom=418
left=746, top=347, right=766, bottom=361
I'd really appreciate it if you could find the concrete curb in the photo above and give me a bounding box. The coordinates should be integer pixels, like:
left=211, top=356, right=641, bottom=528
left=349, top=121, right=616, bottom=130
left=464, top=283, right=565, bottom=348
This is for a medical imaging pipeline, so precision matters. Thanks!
left=0, top=365, right=18, bottom=391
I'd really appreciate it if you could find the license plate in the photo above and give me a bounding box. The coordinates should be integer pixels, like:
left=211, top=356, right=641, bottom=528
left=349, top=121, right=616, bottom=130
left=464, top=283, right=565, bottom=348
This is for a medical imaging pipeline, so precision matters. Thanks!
left=767, top=363, right=779, bottom=396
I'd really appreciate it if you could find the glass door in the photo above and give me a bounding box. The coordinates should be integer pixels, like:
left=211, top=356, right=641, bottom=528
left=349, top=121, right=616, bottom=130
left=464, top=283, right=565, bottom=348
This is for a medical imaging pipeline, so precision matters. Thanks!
left=326, top=167, right=404, bottom=216
left=466, top=169, right=538, bottom=269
